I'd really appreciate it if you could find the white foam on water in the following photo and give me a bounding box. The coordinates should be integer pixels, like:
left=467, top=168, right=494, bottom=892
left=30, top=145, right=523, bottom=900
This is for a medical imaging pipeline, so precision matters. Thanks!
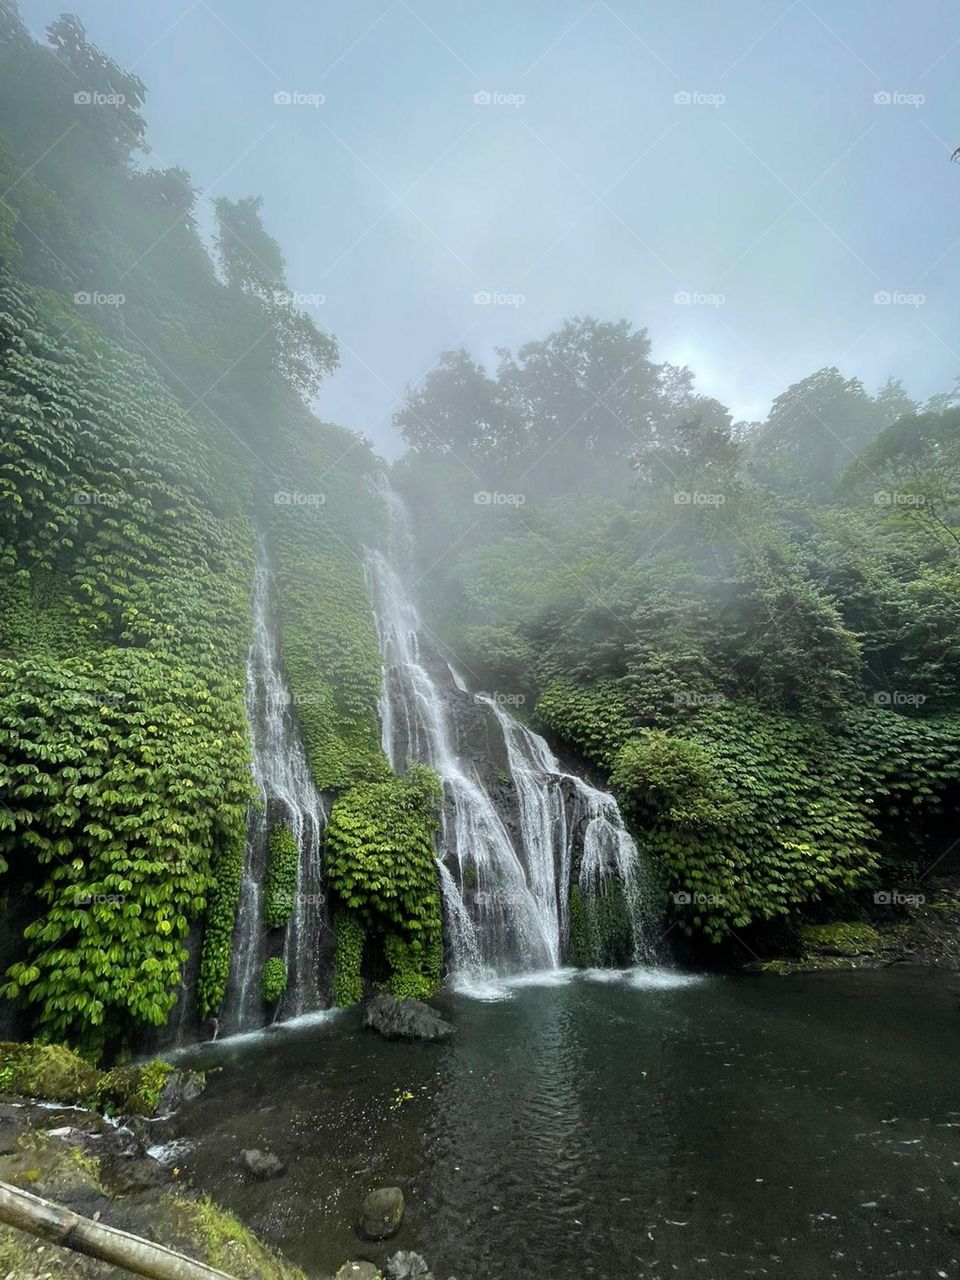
left=581, top=966, right=706, bottom=990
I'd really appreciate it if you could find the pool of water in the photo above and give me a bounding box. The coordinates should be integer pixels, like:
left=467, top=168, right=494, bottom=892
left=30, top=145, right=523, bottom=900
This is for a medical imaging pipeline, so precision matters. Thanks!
left=169, top=966, right=960, bottom=1279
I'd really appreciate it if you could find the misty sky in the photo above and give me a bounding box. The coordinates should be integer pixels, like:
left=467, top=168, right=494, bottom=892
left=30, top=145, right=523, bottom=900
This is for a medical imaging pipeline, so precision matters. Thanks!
left=18, top=0, right=960, bottom=456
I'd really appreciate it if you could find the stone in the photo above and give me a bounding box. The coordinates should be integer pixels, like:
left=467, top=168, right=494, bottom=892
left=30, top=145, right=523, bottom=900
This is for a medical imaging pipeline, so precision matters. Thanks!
left=387, top=1250, right=434, bottom=1280
left=100, top=1153, right=171, bottom=1196
left=362, top=992, right=454, bottom=1042
left=335, top=1264, right=382, bottom=1280
left=156, top=1068, right=206, bottom=1115
left=358, top=1186, right=405, bottom=1240
left=241, top=1147, right=287, bottom=1179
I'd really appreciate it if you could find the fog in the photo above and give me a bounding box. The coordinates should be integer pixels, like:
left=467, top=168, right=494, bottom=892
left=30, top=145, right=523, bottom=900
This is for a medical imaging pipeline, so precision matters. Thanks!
left=16, top=0, right=960, bottom=455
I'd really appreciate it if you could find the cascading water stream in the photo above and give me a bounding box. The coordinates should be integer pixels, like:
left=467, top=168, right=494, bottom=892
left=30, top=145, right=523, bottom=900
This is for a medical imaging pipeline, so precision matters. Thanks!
left=365, top=481, right=659, bottom=985
left=220, top=538, right=327, bottom=1035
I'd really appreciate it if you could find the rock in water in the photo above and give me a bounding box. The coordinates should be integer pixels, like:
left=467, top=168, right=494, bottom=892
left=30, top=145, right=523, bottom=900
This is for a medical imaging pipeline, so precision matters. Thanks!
left=362, top=992, right=454, bottom=1042
left=241, top=1148, right=287, bottom=1179
left=156, top=1068, right=205, bottom=1115
left=335, top=1265, right=382, bottom=1280
left=359, top=1186, right=405, bottom=1240
left=387, top=1251, right=434, bottom=1279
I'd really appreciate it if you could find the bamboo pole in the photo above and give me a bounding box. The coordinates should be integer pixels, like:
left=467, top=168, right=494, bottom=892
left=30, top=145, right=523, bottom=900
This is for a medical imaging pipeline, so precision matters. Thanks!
left=0, top=1178, right=239, bottom=1280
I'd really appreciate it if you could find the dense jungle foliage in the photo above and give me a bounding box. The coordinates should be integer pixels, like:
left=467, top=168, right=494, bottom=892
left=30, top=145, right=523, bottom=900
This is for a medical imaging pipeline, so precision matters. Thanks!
left=0, top=2, right=413, bottom=1053
left=395, top=325, right=960, bottom=952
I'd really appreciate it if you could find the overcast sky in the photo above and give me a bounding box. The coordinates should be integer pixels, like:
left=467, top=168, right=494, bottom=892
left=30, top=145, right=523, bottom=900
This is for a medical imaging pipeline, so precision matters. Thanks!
left=18, top=0, right=960, bottom=455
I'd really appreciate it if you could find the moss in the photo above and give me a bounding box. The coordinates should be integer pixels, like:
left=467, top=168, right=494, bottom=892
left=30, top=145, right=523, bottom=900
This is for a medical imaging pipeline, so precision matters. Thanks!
left=96, top=1060, right=174, bottom=1116
left=567, top=886, right=590, bottom=967
left=173, top=1195, right=309, bottom=1280
left=800, top=922, right=880, bottom=955
left=0, top=1041, right=101, bottom=1103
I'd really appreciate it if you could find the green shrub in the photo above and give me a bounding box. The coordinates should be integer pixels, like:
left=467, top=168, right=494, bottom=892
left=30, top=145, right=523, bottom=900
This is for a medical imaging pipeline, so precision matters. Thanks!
left=332, top=911, right=364, bottom=1006
left=263, top=823, right=298, bottom=928
left=260, top=957, right=287, bottom=1005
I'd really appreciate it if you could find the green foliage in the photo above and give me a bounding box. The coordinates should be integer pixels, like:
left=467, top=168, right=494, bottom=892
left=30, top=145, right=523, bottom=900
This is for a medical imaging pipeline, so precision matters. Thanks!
left=327, top=766, right=444, bottom=1001
left=574, top=881, right=634, bottom=967
left=95, top=1059, right=174, bottom=1115
left=385, top=931, right=443, bottom=1000
left=0, top=264, right=253, bottom=1051
left=612, top=704, right=883, bottom=941
left=260, top=957, right=286, bottom=1005
left=271, top=441, right=387, bottom=790
left=567, top=887, right=590, bottom=968
left=264, top=823, right=298, bottom=928
left=332, top=910, right=364, bottom=1007
left=0, top=10, right=388, bottom=1046
left=325, top=765, right=443, bottom=936
left=197, top=837, right=245, bottom=1022
left=0, top=1040, right=101, bottom=1100
left=612, top=732, right=744, bottom=830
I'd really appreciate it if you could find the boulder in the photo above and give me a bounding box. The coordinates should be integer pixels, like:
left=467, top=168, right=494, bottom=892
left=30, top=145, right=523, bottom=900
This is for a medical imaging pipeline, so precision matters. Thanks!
left=241, top=1148, right=287, bottom=1179
left=362, top=993, right=454, bottom=1043
left=335, top=1265, right=382, bottom=1280
left=358, top=1186, right=405, bottom=1240
left=387, top=1251, right=434, bottom=1280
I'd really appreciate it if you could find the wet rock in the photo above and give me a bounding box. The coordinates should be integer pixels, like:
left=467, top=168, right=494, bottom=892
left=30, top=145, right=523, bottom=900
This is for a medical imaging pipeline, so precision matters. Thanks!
left=241, top=1147, right=287, bottom=1179
left=100, top=1152, right=171, bottom=1196
left=359, top=1185, right=405, bottom=1240
left=335, top=1264, right=383, bottom=1280
left=387, top=1250, right=434, bottom=1280
left=362, top=993, right=454, bottom=1042
left=156, top=1068, right=206, bottom=1115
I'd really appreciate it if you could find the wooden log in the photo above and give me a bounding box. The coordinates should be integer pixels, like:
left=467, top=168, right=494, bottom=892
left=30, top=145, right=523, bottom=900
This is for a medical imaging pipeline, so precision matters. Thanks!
left=0, top=1178, right=239, bottom=1280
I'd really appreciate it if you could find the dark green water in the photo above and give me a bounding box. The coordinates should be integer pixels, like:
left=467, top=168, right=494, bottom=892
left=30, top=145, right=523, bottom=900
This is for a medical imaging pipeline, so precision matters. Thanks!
left=169, top=967, right=959, bottom=1280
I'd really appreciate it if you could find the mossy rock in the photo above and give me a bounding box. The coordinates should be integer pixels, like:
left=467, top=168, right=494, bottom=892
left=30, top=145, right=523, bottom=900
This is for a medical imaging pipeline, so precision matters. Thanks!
left=0, top=1042, right=101, bottom=1104
left=95, top=1060, right=176, bottom=1116
left=799, top=922, right=881, bottom=956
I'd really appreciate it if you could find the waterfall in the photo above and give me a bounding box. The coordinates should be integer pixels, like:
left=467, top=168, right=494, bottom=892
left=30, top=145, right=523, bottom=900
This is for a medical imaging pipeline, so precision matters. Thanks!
left=220, top=538, right=328, bottom=1035
left=365, top=481, right=659, bottom=984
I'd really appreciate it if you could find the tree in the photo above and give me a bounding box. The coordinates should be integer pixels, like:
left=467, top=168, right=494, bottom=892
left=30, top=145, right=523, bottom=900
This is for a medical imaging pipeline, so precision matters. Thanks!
left=46, top=14, right=148, bottom=163
left=748, top=367, right=881, bottom=496
left=394, top=348, right=509, bottom=458
left=496, top=317, right=660, bottom=485
left=213, top=195, right=338, bottom=399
